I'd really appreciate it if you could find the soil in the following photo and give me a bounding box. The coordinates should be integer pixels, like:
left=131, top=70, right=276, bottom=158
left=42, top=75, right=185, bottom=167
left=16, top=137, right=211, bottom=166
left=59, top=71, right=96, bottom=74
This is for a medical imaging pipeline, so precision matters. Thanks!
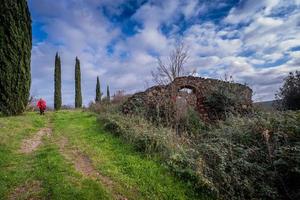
left=8, top=180, right=42, bottom=200
left=57, top=136, right=127, bottom=200
left=20, top=128, right=52, bottom=154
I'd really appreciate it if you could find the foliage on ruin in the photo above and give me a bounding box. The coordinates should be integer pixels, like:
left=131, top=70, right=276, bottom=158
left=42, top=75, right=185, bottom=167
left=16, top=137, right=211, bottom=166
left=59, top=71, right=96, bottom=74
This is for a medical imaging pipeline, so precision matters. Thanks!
left=95, top=104, right=300, bottom=200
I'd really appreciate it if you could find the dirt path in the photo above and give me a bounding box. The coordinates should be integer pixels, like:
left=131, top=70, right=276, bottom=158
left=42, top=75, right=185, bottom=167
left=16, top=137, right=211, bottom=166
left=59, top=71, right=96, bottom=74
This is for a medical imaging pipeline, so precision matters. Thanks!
left=57, top=136, right=127, bottom=200
left=20, top=127, right=52, bottom=154
left=10, top=128, right=51, bottom=199
left=8, top=180, right=42, bottom=200
left=18, top=127, right=127, bottom=199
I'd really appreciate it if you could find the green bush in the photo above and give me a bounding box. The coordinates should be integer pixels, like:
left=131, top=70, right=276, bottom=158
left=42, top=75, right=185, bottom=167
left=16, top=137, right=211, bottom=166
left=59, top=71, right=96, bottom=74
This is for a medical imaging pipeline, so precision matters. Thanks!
left=97, top=112, right=215, bottom=198
left=185, top=108, right=208, bottom=134
left=204, top=83, right=249, bottom=120
left=95, top=105, right=300, bottom=200
left=98, top=113, right=174, bottom=155
left=194, top=111, right=300, bottom=199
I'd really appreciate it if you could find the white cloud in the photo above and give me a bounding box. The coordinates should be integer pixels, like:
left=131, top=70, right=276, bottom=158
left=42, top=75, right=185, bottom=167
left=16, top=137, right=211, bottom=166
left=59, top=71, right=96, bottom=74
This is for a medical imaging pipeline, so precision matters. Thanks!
left=29, top=0, right=300, bottom=107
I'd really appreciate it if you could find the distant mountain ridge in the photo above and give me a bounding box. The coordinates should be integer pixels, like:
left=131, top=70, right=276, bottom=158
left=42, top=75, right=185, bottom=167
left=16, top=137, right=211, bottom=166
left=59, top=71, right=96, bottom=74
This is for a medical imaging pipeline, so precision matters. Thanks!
left=254, top=100, right=280, bottom=110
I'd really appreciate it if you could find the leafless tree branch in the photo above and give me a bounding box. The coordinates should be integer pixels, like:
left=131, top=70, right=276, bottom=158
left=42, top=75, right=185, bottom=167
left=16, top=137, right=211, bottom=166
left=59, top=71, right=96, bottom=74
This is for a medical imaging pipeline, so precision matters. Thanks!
left=151, top=42, right=189, bottom=85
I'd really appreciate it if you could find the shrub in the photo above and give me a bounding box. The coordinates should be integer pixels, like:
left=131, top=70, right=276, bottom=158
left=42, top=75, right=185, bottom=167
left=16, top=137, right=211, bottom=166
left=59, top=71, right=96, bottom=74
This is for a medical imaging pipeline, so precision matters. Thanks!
left=194, top=111, right=300, bottom=200
left=97, top=112, right=215, bottom=198
left=111, top=90, right=128, bottom=104
left=96, top=108, right=300, bottom=200
left=89, top=102, right=120, bottom=114
left=204, top=83, right=248, bottom=120
left=185, top=107, right=208, bottom=134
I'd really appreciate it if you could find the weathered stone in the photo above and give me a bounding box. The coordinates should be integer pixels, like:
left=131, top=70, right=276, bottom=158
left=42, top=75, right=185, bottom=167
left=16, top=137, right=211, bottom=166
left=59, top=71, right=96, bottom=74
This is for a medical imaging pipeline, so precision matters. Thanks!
left=122, top=76, right=252, bottom=121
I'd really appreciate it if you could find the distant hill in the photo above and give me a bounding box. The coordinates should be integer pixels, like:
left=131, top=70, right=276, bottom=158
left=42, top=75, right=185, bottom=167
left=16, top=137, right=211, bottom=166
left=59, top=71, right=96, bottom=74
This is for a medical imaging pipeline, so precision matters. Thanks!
left=254, top=100, right=279, bottom=110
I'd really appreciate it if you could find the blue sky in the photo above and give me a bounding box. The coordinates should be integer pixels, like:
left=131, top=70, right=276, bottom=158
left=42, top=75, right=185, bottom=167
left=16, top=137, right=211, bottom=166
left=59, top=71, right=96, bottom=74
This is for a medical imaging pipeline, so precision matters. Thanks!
left=28, top=0, right=300, bottom=106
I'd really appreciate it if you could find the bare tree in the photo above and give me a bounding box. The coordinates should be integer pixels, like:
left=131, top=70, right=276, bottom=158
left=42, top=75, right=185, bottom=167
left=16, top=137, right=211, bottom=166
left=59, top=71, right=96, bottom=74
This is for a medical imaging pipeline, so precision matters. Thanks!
left=151, top=42, right=189, bottom=85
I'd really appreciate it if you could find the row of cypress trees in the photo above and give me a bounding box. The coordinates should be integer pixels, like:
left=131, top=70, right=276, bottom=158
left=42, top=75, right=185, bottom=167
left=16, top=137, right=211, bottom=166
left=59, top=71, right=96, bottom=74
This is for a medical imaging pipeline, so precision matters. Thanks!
left=95, top=76, right=110, bottom=103
left=0, top=0, right=109, bottom=114
left=54, top=53, right=110, bottom=110
left=54, top=54, right=82, bottom=110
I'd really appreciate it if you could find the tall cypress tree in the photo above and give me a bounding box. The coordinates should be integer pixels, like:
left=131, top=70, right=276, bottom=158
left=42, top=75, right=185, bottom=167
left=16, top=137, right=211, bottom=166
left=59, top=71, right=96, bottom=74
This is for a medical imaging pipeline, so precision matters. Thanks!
left=0, top=0, right=32, bottom=115
left=75, top=57, right=82, bottom=108
left=95, top=76, right=101, bottom=103
left=106, top=85, right=110, bottom=103
left=54, top=52, right=62, bottom=110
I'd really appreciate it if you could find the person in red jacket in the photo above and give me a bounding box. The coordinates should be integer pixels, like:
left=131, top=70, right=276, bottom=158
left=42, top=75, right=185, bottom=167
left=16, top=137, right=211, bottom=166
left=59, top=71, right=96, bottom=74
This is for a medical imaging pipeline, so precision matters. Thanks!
left=37, top=98, right=46, bottom=115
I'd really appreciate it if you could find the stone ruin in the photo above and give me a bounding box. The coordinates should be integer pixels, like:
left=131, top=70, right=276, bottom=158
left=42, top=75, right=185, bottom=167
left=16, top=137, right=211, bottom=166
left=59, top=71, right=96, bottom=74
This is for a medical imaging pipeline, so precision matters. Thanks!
left=122, top=76, right=253, bottom=121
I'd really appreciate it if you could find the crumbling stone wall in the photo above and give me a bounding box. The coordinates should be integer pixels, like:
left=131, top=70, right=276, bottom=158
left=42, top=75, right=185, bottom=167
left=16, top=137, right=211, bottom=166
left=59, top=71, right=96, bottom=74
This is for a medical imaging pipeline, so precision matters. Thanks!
left=122, top=76, right=253, bottom=121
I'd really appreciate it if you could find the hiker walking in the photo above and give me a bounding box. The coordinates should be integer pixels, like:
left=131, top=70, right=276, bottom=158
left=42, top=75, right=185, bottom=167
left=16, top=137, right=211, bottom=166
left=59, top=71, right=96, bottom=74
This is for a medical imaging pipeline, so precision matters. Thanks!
left=37, top=98, right=46, bottom=115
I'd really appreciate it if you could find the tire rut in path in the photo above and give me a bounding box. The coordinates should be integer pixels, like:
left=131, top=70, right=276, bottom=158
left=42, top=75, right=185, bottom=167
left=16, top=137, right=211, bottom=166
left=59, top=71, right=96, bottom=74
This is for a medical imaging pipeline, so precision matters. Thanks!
left=8, top=180, right=42, bottom=200
left=57, top=136, right=127, bottom=200
left=12, top=127, right=52, bottom=199
left=20, top=127, right=52, bottom=154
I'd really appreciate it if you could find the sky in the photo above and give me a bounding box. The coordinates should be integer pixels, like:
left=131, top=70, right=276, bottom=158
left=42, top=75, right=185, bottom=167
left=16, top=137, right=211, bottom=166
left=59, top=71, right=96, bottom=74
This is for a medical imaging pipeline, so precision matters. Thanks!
left=28, top=0, right=300, bottom=106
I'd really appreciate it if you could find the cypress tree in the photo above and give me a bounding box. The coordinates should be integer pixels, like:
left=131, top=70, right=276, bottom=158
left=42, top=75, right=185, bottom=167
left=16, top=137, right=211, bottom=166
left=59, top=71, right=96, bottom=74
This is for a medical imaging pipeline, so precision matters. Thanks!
left=75, top=57, right=82, bottom=108
left=95, top=76, right=101, bottom=103
left=107, top=85, right=110, bottom=103
left=0, top=0, right=32, bottom=115
left=54, top=52, right=62, bottom=110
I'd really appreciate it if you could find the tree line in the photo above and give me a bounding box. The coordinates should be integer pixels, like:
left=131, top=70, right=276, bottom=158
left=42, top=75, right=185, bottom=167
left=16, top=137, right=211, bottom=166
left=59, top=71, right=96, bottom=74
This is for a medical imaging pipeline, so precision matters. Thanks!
left=0, top=0, right=110, bottom=115
left=0, top=0, right=299, bottom=116
left=54, top=53, right=110, bottom=110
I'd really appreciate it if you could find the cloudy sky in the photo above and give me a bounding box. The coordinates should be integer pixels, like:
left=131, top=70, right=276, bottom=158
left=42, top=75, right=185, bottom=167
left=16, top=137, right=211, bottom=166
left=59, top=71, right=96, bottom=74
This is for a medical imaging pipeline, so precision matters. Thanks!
left=28, top=0, right=300, bottom=106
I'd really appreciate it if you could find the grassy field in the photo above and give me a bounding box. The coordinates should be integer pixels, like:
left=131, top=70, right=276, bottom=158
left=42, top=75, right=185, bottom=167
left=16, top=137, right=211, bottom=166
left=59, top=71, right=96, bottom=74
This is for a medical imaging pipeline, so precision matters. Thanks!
left=0, top=110, right=202, bottom=200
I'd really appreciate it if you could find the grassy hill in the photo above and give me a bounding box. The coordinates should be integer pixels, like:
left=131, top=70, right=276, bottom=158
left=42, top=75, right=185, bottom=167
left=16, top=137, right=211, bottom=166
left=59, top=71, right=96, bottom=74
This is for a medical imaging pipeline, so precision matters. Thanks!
left=0, top=111, right=205, bottom=200
left=1, top=108, right=299, bottom=200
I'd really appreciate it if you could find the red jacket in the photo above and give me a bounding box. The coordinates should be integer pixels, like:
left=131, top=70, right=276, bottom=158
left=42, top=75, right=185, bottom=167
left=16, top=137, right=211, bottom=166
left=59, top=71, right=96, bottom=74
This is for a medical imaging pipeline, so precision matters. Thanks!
left=37, top=99, right=46, bottom=110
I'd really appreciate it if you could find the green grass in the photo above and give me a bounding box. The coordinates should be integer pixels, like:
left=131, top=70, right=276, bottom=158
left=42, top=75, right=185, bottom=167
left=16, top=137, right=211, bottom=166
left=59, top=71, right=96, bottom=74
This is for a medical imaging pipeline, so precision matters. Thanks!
left=0, top=112, right=47, bottom=199
left=33, top=144, right=111, bottom=200
left=0, top=112, right=110, bottom=200
left=53, top=110, right=201, bottom=200
left=0, top=110, right=204, bottom=199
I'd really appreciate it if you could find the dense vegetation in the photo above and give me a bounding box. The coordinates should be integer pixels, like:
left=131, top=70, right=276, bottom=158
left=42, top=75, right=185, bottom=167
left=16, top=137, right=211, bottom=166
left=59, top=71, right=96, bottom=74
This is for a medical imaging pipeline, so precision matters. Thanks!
left=54, top=53, right=62, bottom=110
left=0, top=0, right=32, bottom=115
left=75, top=57, right=82, bottom=108
left=203, top=83, right=250, bottom=120
left=89, top=71, right=300, bottom=199
left=94, top=104, right=300, bottom=200
left=0, top=0, right=298, bottom=198
left=0, top=111, right=202, bottom=200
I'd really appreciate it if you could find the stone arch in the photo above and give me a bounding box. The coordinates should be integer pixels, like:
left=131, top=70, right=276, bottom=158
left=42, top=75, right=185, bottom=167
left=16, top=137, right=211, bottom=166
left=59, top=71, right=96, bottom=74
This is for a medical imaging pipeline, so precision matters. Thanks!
left=173, top=84, right=208, bottom=120
left=122, top=76, right=252, bottom=121
left=177, top=84, right=197, bottom=93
